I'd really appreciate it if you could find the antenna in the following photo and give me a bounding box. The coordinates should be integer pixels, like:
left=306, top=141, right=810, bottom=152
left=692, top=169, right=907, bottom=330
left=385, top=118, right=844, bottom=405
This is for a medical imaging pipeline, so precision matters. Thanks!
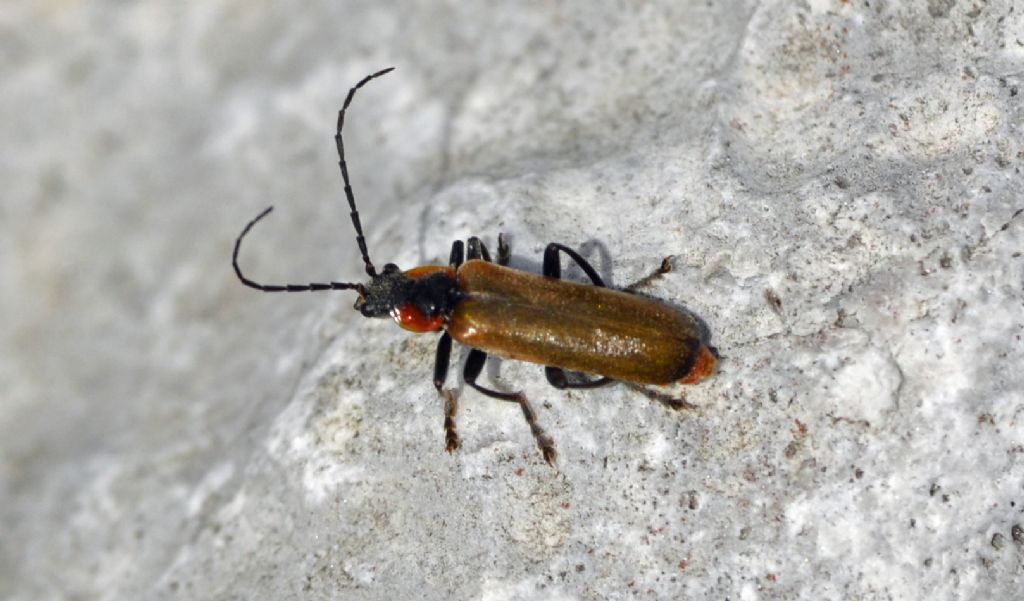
left=232, top=206, right=364, bottom=294
left=336, top=66, right=395, bottom=277
left=232, top=67, right=396, bottom=294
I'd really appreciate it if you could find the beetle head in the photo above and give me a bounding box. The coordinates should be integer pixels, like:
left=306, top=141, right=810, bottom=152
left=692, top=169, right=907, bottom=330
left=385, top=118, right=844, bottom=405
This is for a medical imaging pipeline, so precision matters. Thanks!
left=354, top=263, right=411, bottom=317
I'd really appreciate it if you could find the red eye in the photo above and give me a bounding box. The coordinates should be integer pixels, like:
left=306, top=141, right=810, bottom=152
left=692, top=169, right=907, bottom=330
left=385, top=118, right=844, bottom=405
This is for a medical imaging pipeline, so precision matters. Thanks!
left=391, top=304, right=444, bottom=332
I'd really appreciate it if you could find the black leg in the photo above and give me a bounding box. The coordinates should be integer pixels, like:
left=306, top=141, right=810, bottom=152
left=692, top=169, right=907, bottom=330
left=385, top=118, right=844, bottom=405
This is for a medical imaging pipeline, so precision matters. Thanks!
left=434, top=241, right=464, bottom=454
left=433, top=333, right=459, bottom=452
left=497, top=234, right=511, bottom=266
left=467, top=236, right=492, bottom=262
left=545, top=367, right=614, bottom=390
left=463, top=349, right=557, bottom=465
left=463, top=349, right=518, bottom=401
left=543, top=242, right=605, bottom=287
left=624, top=256, right=674, bottom=292
left=449, top=240, right=464, bottom=268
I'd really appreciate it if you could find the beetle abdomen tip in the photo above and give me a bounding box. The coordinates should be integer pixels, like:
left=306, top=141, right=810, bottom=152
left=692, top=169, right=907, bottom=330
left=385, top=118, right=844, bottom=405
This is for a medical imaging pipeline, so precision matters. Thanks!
left=678, top=345, right=717, bottom=385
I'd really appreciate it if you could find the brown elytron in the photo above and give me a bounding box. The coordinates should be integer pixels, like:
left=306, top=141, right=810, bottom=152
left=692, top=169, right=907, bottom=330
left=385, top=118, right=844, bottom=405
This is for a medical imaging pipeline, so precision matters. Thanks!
left=451, top=261, right=711, bottom=385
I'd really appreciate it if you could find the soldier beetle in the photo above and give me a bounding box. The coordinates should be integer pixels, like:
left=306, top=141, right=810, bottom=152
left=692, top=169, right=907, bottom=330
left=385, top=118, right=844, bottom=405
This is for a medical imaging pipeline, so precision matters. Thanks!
left=232, top=68, right=716, bottom=465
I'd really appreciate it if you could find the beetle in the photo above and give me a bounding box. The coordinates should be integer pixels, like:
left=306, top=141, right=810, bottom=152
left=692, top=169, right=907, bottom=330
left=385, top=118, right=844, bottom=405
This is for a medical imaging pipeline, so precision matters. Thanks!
left=232, top=67, right=716, bottom=465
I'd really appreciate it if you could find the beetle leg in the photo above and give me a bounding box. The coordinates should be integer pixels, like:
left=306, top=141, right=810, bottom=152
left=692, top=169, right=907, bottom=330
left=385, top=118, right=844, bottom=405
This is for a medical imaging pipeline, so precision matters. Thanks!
left=544, top=366, right=614, bottom=389
left=433, top=333, right=459, bottom=452
left=463, top=349, right=557, bottom=465
left=467, top=236, right=492, bottom=262
left=624, top=382, right=697, bottom=411
left=543, top=243, right=606, bottom=287
left=449, top=240, right=465, bottom=268
left=624, top=256, right=674, bottom=292
left=497, top=233, right=511, bottom=266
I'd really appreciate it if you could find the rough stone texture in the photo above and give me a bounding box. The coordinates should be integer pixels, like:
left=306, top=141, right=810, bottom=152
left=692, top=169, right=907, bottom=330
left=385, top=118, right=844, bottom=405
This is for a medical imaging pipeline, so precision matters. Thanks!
left=2, top=1, right=1022, bottom=600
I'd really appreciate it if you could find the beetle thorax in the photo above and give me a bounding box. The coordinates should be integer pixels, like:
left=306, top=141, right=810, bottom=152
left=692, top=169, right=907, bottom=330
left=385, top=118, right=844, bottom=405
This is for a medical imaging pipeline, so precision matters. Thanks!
left=355, top=263, right=460, bottom=333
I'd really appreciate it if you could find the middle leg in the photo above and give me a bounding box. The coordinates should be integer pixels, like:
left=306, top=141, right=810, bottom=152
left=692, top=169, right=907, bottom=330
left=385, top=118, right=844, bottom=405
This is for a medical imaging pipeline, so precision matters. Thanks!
left=466, top=236, right=491, bottom=262
left=545, top=367, right=615, bottom=390
left=466, top=234, right=509, bottom=265
left=463, top=348, right=557, bottom=465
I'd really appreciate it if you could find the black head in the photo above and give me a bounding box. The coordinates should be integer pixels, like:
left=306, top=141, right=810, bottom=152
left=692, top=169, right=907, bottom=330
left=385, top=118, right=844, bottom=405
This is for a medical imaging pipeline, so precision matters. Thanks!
left=355, top=263, right=410, bottom=317
left=354, top=264, right=462, bottom=327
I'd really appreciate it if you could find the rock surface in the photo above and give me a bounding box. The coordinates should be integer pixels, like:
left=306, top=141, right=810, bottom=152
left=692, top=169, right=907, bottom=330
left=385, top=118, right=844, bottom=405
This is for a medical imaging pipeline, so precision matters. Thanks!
left=2, top=1, right=1022, bottom=599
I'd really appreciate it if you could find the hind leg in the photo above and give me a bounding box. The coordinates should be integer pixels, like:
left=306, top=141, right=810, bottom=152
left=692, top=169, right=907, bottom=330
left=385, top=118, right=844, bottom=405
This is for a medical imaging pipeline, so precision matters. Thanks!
left=624, top=256, right=674, bottom=292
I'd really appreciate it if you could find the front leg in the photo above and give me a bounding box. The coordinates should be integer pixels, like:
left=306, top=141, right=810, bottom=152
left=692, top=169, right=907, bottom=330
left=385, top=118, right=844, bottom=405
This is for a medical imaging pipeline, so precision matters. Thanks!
left=435, top=239, right=465, bottom=453
left=449, top=239, right=465, bottom=267
left=433, top=333, right=459, bottom=453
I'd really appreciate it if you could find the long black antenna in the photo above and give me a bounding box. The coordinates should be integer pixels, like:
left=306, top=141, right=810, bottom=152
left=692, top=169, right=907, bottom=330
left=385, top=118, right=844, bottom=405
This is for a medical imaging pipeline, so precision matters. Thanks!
left=232, top=206, right=364, bottom=294
left=232, top=67, right=395, bottom=294
left=337, top=66, right=395, bottom=277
